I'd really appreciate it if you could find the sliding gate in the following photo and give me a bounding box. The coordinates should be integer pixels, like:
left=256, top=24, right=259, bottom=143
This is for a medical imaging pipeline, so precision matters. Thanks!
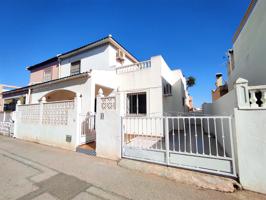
left=122, top=116, right=236, bottom=177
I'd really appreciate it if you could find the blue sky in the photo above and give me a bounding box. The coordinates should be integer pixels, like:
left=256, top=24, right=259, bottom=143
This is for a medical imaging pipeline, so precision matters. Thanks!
left=0, top=0, right=250, bottom=107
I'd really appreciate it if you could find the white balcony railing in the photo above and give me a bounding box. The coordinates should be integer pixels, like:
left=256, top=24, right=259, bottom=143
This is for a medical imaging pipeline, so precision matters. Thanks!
left=116, top=60, right=151, bottom=74
left=235, top=78, right=266, bottom=109
left=248, top=85, right=266, bottom=108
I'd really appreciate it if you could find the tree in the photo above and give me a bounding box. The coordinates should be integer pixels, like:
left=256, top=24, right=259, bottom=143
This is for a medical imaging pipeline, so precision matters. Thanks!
left=186, top=76, right=196, bottom=89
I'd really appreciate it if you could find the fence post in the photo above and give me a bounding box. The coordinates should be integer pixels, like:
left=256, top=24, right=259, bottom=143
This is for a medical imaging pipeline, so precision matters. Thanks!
left=13, top=100, right=21, bottom=138
left=75, top=93, right=82, bottom=147
left=40, top=97, right=46, bottom=124
left=3, top=112, right=6, bottom=122
left=228, top=116, right=237, bottom=176
left=165, top=117, right=170, bottom=165
left=235, top=78, right=249, bottom=109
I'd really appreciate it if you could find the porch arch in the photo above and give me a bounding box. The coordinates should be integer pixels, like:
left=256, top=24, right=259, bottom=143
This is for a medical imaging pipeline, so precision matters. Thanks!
left=40, top=89, right=76, bottom=102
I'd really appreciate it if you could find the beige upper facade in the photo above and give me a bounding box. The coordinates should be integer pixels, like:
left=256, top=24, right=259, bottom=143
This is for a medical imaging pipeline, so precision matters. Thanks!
left=29, top=61, right=59, bottom=85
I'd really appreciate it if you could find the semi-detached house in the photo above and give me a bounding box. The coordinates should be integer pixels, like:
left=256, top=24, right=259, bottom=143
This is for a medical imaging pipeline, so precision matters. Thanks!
left=2, top=35, right=190, bottom=147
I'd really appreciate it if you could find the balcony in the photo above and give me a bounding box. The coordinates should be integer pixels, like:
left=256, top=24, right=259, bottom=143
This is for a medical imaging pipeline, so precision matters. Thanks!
left=116, top=60, right=151, bottom=74
left=236, top=78, right=266, bottom=109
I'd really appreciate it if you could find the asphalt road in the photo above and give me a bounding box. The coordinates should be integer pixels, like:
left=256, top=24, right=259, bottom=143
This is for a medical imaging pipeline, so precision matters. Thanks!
left=0, top=135, right=265, bottom=200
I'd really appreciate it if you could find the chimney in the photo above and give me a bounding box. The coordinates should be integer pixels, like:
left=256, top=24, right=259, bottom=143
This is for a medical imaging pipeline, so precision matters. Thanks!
left=215, top=73, right=223, bottom=88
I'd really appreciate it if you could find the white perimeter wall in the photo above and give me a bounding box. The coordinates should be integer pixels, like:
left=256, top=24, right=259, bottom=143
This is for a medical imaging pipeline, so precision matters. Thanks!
left=96, top=95, right=122, bottom=160
left=234, top=109, right=266, bottom=193
left=15, top=102, right=78, bottom=151
left=202, top=88, right=237, bottom=116
left=228, top=0, right=266, bottom=89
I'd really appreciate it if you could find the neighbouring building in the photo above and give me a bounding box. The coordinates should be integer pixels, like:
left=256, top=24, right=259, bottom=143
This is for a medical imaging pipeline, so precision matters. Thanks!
left=227, top=0, right=266, bottom=89
left=203, top=0, right=266, bottom=194
left=211, top=73, right=228, bottom=102
left=0, top=84, right=20, bottom=112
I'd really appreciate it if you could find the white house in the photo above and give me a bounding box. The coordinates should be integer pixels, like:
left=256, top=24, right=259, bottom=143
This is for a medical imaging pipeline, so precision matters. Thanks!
left=23, top=35, right=189, bottom=117
left=2, top=35, right=190, bottom=150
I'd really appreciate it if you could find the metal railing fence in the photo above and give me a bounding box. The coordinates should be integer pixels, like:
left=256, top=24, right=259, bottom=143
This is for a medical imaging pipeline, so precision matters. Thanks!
left=122, top=115, right=236, bottom=177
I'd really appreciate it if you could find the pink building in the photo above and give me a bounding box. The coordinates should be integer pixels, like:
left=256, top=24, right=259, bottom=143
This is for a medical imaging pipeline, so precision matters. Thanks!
left=27, top=57, right=59, bottom=85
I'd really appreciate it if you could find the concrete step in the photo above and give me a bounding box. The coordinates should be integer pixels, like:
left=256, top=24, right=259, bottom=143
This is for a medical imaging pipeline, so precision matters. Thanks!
left=76, top=146, right=96, bottom=156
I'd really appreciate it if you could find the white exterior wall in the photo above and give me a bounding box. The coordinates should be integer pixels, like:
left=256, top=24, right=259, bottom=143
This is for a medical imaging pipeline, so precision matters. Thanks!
left=161, top=64, right=188, bottom=115
left=234, top=109, right=266, bottom=194
left=228, top=0, right=266, bottom=89
left=163, top=80, right=187, bottom=115
left=59, top=44, right=112, bottom=78
left=117, top=56, right=163, bottom=116
left=59, top=44, right=134, bottom=78
left=108, top=44, right=134, bottom=67
left=96, top=95, right=122, bottom=160
left=202, top=89, right=237, bottom=116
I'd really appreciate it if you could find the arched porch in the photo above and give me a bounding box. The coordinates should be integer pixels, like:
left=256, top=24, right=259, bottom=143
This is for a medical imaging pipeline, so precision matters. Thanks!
left=40, top=89, right=76, bottom=102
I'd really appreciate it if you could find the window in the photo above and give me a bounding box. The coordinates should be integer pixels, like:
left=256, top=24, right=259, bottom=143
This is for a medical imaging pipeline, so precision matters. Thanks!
left=43, top=68, right=52, bottom=82
left=127, top=93, right=146, bottom=115
left=163, top=83, right=172, bottom=96
left=70, top=61, right=81, bottom=75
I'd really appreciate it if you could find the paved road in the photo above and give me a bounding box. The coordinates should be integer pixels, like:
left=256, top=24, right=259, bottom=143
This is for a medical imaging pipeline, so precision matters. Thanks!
left=0, top=135, right=265, bottom=200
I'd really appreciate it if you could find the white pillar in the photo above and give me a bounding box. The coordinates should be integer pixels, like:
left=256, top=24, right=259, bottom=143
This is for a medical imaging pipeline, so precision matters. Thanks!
left=250, top=90, right=258, bottom=108
left=39, top=97, right=46, bottom=125
left=75, top=93, right=82, bottom=147
left=26, top=89, right=32, bottom=104
left=3, top=112, right=6, bottom=122
left=13, top=100, right=22, bottom=138
left=235, top=78, right=249, bottom=109
left=261, top=90, right=266, bottom=108
left=41, top=96, right=47, bottom=103
left=97, top=88, right=104, bottom=98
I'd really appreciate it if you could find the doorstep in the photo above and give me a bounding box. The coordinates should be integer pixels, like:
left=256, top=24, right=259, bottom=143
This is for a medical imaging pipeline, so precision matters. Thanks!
left=118, top=158, right=242, bottom=193
left=76, top=142, right=96, bottom=156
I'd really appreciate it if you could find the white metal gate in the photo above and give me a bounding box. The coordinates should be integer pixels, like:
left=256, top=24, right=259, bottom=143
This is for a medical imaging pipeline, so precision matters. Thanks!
left=122, top=116, right=236, bottom=177
left=79, top=114, right=96, bottom=144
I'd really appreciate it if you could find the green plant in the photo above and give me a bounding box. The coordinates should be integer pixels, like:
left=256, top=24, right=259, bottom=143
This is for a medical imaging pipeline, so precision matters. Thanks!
left=186, top=76, right=196, bottom=89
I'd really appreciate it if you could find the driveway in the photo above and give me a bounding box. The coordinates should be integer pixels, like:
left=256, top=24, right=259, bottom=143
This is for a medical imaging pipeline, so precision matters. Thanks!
left=0, top=135, right=265, bottom=200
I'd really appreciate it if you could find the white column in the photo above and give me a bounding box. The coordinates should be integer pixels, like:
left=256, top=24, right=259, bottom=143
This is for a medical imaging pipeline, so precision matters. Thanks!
left=235, top=78, right=249, bottom=108
left=261, top=90, right=266, bottom=108
left=13, top=100, right=22, bottom=138
left=250, top=90, right=258, bottom=108
left=39, top=97, right=45, bottom=125
left=26, top=89, right=31, bottom=104
left=75, top=93, right=82, bottom=147
left=3, top=112, right=6, bottom=122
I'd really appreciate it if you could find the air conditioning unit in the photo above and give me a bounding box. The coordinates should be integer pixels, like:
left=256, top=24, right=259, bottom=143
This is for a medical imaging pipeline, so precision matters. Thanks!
left=116, top=49, right=125, bottom=62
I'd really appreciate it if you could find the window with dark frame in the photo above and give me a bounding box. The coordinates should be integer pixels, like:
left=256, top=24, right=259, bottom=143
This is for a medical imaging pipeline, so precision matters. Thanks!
left=70, top=61, right=81, bottom=75
left=127, top=93, right=147, bottom=115
left=163, top=83, right=172, bottom=96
